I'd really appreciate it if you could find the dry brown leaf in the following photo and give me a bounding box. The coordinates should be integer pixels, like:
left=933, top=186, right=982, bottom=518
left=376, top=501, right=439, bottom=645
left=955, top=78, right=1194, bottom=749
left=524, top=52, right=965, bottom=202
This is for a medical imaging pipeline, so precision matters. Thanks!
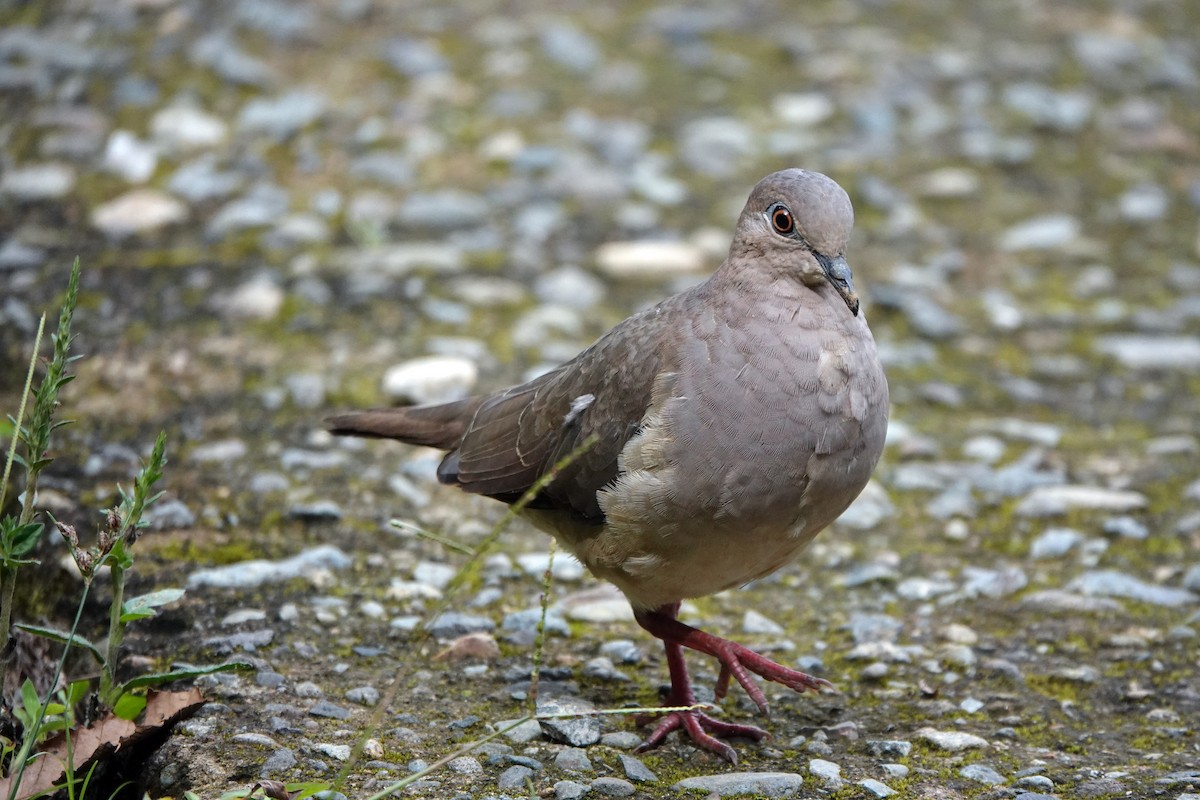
left=0, top=688, right=206, bottom=800
left=250, top=779, right=293, bottom=800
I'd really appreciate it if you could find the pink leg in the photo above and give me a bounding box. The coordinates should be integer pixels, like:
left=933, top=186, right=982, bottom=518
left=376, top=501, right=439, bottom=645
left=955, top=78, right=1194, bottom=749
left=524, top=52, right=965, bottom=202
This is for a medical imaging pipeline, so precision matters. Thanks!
left=633, top=604, right=767, bottom=763
left=635, top=602, right=833, bottom=716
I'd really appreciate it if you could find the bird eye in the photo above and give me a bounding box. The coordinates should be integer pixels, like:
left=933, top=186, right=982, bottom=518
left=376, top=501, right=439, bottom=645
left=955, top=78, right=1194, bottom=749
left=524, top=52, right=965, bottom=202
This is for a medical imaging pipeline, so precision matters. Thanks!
left=769, top=204, right=794, bottom=235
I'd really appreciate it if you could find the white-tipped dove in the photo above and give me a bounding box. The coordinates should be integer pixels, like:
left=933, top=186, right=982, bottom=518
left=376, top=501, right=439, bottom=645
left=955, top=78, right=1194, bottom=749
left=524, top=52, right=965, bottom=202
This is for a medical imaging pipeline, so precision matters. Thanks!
left=329, top=168, right=889, bottom=763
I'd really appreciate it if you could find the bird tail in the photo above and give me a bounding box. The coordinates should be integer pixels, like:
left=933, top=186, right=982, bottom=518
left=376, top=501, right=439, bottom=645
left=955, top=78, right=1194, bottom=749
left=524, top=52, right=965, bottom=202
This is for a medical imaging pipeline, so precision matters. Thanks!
left=326, top=398, right=481, bottom=450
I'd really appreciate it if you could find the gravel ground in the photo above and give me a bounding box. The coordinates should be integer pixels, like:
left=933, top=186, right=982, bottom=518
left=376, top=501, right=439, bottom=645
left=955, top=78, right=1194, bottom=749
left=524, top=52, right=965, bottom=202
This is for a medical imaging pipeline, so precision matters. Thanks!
left=1, top=1, right=1199, bottom=799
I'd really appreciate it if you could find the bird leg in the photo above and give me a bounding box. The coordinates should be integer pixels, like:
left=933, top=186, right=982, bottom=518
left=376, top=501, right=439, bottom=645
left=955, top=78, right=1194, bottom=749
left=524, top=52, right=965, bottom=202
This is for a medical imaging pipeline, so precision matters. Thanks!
left=632, top=604, right=768, bottom=763
left=634, top=602, right=833, bottom=725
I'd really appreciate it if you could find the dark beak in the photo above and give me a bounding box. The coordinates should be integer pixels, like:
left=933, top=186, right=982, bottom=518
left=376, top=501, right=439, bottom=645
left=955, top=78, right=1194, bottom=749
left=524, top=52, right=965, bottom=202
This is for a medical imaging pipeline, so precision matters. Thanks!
left=816, top=253, right=860, bottom=316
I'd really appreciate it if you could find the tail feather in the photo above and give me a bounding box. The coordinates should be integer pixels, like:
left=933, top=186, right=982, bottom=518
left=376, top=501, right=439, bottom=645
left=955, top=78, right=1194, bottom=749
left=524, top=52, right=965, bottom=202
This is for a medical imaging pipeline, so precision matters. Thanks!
left=326, top=398, right=481, bottom=450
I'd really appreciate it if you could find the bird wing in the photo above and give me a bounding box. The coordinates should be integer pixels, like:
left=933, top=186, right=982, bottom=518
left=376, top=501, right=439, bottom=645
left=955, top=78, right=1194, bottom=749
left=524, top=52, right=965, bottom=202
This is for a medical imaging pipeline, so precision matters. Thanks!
left=446, top=299, right=683, bottom=521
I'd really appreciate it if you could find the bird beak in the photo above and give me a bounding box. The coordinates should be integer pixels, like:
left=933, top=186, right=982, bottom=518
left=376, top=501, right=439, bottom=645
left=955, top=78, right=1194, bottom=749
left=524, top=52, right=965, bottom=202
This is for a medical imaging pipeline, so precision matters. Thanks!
left=817, top=253, right=860, bottom=316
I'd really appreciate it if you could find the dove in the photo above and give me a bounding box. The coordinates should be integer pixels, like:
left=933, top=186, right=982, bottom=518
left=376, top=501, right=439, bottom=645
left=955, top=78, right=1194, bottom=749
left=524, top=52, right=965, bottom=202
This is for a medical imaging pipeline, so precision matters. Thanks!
left=329, top=168, right=889, bottom=762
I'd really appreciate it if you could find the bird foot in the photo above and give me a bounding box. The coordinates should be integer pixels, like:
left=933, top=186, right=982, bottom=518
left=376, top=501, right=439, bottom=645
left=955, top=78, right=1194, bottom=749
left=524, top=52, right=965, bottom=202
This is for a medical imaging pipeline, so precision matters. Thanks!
left=635, top=708, right=767, bottom=764
left=635, top=605, right=835, bottom=715
left=711, top=642, right=836, bottom=714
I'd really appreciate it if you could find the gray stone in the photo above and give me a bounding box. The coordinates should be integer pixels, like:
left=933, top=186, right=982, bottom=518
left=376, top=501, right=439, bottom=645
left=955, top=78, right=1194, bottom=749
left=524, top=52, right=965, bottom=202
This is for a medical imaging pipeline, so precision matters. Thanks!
left=961, top=566, right=1027, bottom=598
left=554, top=747, right=592, bottom=774
left=541, top=23, right=601, bottom=73
left=1095, top=335, right=1200, bottom=370
left=495, top=717, right=543, bottom=744
left=915, top=728, right=988, bottom=751
left=1029, top=527, right=1083, bottom=559
left=498, top=765, right=534, bottom=791
left=188, top=545, right=351, bottom=589
left=92, top=189, right=187, bottom=236
left=447, top=755, right=482, bottom=775
left=399, top=190, right=488, bottom=229
left=382, top=356, right=478, bottom=405
left=308, top=701, right=351, bottom=720
left=807, top=759, right=842, bottom=790
left=1004, top=83, right=1093, bottom=131
left=238, top=90, right=327, bottom=137
left=554, top=780, right=590, bottom=800
left=679, top=117, right=755, bottom=178
left=859, top=779, right=896, bottom=798
left=1017, top=485, right=1147, bottom=516
left=383, top=38, right=447, bottom=76
left=1020, top=590, right=1123, bottom=613
left=261, top=748, right=297, bottom=776
left=960, top=764, right=1006, bottom=785
left=102, top=130, right=157, bottom=182
left=346, top=686, right=379, bottom=706
left=848, top=614, right=903, bottom=645
left=617, top=754, right=656, bottom=783
left=151, top=105, right=228, bottom=151
left=742, top=609, right=784, bottom=635
left=426, top=612, right=496, bottom=638
left=1067, top=570, right=1198, bottom=607
left=589, top=777, right=634, bottom=797
left=190, top=31, right=275, bottom=85
left=672, top=772, right=804, bottom=797
left=1104, top=516, right=1149, bottom=539
left=0, top=163, right=76, bottom=199
left=999, top=213, right=1080, bottom=251
left=503, top=608, right=570, bottom=637
left=538, top=696, right=601, bottom=746
left=599, top=731, right=643, bottom=750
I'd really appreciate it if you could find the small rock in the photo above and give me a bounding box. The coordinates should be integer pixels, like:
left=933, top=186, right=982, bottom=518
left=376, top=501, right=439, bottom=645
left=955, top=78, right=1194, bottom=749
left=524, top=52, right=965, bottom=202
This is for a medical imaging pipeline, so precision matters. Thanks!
left=517, top=552, right=587, bottom=582
left=346, top=686, right=379, bottom=706
left=436, top=632, right=501, bottom=662
left=498, top=764, right=535, bottom=790
left=92, top=189, right=187, bottom=236
left=308, top=701, right=350, bottom=720
left=426, top=612, right=496, bottom=638
left=742, top=609, right=784, bottom=635
left=495, top=717, right=543, bottom=744
left=915, top=728, right=989, bottom=751
left=238, top=89, right=327, bottom=137
left=188, top=545, right=351, bottom=589
left=1017, top=485, right=1147, bottom=516
left=1029, top=527, right=1084, bottom=559
left=594, top=240, right=706, bottom=278
left=866, top=740, right=912, bottom=759
left=314, top=743, right=351, bottom=761
left=672, top=772, right=804, bottom=797
left=555, top=779, right=591, bottom=800
left=0, top=163, right=76, bottom=199
left=538, top=696, right=601, bottom=747
left=150, top=105, right=229, bottom=150
left=1067, top=570, right=1197, bottom=607
left=554, top=747, right=593, bottom=774
left=960, top=764, right=1006, bottom=785
left=590, top=777, right=635, bottom=797
left=1095, top=335, right=1200, bottom=371
left=808, top=759, right=843, bottom=790
left=447, top=755, right=482, bottom=775
left=617, top=754, right=656, bottom=783
left=102, top=130, right=158, bottom=182
left=859, top=778, right=897, bottom=797
left=999, top=214, right=1080, bottom=251
left=382, top=356, right=478, bottom=405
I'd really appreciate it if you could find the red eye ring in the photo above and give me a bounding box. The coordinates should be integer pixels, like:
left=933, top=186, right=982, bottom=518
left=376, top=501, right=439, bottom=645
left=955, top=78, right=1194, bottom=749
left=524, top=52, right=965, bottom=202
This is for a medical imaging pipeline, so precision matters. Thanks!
left=770, top=205, right=794, bottom=235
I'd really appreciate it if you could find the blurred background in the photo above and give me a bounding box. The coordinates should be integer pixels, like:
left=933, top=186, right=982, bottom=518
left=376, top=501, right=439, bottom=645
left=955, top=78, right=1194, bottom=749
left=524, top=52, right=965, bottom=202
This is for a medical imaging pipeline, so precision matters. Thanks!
left=0, top=0, right=1198, bottom=794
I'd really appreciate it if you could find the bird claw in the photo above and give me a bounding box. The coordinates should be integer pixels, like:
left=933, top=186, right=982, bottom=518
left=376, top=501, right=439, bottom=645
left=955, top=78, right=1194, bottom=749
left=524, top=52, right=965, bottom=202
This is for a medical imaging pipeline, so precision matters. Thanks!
left=710, top=639, right=834, bottom=715
left=635, top=708, right=768, bottom=764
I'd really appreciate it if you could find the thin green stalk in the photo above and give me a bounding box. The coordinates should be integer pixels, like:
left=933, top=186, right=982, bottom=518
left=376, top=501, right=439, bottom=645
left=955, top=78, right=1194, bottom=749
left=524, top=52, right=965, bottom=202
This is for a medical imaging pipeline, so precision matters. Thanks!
left=98, top=565, right=126, bottom=705
left=0, top=313, right=44, bottom=514
left=527, top=538, right=557, bottom=714
left=5, top=582, right=93, bottom=800
left=0, top=315, right=46, bottom=645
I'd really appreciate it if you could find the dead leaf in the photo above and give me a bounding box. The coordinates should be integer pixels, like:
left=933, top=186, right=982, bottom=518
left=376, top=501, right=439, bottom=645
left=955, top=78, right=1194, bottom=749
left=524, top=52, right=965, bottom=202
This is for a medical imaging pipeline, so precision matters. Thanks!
left=0, top=688, right=206, bottom=800
left=249, top=779, right=293, bottom=800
